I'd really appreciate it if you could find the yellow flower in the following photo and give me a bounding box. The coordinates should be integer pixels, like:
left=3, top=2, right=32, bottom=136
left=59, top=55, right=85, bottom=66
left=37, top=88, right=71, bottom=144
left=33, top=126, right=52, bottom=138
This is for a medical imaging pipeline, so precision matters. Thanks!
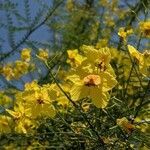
left=6, top=104, right=35, bottom=134
left=6, top=104, right=30, bottom=119
left=118, top=27, right=127, bottom=39
left=68, top=71, right=117, bottom=108
left=37, top=49, right=49, bottom=61
left=116, top=117, right=134, bottom=133
left=26, top=92, right=56, bottom=118
left=127, top=28, right=133, bottom=34
left=14, top=60, right=29, bottom=78
left=128, top=45, right=150, bottom=77
left=18, top=81, right=56, bottom=118
left=21, top=48, right=31, bottom=62
left=67, top=49, right=86, bottom=67
left=118, top=27, right=133, bottom=39
left=127, top=45, right=142, bottom=62
left=0, top=92, right=12, bottom=108
left=1, top=63, right=14, bottom=80
left=139, top=21, right=150, bottom=37
left=82, top=45, right=111, bottom=68
left=24, top=80, right=40, bottom=91
left=0, top=115, right=13, bottom=133
left=81, top=45, right=116, bottom=77
left=65, top=44, right=117, bottom=108
left=1, top=59, right=32, bottom=80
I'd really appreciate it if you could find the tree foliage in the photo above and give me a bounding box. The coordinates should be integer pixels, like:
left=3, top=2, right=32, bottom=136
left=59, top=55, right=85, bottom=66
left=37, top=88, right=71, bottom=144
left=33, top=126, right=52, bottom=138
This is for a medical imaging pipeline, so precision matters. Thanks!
left=0, top=0, right=150, bottom=149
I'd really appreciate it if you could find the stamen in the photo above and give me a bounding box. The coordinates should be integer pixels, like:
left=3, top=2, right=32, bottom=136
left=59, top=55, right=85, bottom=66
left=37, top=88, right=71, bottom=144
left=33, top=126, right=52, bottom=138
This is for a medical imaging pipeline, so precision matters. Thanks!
left=84, top=75, right=101, bottom=87
left=37, top=99, right=45, bottom=104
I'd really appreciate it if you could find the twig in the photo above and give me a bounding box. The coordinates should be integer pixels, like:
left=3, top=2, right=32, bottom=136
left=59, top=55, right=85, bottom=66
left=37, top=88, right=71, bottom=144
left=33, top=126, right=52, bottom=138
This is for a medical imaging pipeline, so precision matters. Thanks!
left=0, top=0, right=64, bottom=62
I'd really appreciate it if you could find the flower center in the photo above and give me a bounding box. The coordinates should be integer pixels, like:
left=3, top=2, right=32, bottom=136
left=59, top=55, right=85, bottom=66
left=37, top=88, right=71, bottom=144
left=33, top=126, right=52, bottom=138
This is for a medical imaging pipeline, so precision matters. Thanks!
left=145, top=29, right=150, bottom=36
left=37, top=99, right=45, bottom=104
left=143, top=50, right=150, bottom=58
left=83, top=75, right=101, bottom=87
left=98, top=61, right=107, bottom=71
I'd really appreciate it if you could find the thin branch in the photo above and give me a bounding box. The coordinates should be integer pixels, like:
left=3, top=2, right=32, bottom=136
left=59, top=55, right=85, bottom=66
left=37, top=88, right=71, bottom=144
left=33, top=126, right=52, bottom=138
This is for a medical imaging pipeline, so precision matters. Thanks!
left=0, top=0, right=64, bottom=62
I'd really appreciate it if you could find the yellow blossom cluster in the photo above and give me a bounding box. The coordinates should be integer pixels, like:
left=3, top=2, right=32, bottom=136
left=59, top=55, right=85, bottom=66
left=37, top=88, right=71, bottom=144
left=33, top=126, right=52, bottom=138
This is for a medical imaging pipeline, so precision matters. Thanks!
left=0, top=42, right=149, bottom=150
left=66, top=45, right=117, bottom=108
left=0, top=81, right=56, bottom=134
left=0, top=0, right=149, bottom=148
left=0, top=48, right=33, bottom=80
left=0, top=44, right=119, bottom=133
left=0, top=48, right=49, bottom=81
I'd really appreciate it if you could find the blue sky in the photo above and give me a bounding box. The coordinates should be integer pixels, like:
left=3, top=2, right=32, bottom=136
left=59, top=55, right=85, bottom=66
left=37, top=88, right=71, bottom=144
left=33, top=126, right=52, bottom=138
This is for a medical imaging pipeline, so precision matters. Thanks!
left=0, top=0, right=54, bottom=56
left=0, top=0, right=56, bottom=89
